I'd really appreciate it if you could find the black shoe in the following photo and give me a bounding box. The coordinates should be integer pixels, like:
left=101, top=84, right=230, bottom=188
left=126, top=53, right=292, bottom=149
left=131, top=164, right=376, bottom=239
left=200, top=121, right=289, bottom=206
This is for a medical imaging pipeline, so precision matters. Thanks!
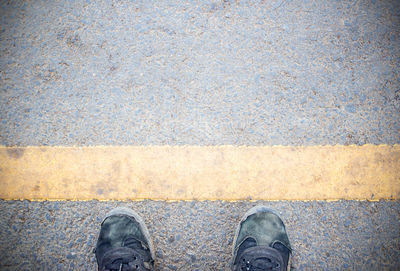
left=94, top=207, right=155, bottom=271
left=231, top=206, right=292, bottom=271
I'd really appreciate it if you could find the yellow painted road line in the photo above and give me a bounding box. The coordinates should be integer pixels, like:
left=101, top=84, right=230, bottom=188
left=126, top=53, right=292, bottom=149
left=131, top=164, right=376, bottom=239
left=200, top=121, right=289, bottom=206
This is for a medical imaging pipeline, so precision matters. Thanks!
left=0, top=145, right=399, bottom=201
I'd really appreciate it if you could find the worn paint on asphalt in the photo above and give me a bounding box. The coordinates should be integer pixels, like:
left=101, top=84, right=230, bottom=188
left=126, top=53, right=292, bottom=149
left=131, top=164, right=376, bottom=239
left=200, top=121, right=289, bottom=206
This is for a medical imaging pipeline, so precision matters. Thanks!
left=0, top=145, right=399, bottom=201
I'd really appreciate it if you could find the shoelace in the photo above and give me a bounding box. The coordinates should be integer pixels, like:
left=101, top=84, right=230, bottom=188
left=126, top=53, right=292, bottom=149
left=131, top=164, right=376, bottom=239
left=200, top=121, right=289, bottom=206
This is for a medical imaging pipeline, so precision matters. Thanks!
left=103, top=237, right=150, bottom=271
left=240, top=256, right=281, bottom=271
left=105, top=260, right=138, bottom=271
left=104, top=254, right=141, bottom=271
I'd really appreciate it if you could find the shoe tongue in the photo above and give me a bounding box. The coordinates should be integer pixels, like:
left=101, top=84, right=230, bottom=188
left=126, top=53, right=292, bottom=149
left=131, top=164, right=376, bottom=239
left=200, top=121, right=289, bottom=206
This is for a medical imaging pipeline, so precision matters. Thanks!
left=101, top=247, right=142, bottom=271
left=252, top=257, right=277, bottom=270
left=237, top=245, right=285, bottom=271
left=236, top=237, right=257, bottom=263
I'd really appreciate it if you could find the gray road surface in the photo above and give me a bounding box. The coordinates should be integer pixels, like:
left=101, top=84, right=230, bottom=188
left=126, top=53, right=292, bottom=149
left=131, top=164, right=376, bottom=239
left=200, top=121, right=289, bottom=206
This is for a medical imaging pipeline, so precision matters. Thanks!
left=0, top=200, right=399, bottom=271
left=1, top=0, right=399, bottom=146
left=1, top=1, right=399, bottom=270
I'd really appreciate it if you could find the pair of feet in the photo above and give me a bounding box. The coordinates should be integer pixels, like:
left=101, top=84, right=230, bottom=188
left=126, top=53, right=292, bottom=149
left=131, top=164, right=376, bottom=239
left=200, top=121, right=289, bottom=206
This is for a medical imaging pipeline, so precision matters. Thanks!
left=94, top=206, right=291, bottom=271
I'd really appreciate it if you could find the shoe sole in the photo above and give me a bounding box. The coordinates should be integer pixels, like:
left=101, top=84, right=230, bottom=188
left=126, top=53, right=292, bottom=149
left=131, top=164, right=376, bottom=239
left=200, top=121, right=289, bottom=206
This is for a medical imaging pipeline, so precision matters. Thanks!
left=102, top=207, right=156, bottom=260
left=231, top=205, right=291, bottom=271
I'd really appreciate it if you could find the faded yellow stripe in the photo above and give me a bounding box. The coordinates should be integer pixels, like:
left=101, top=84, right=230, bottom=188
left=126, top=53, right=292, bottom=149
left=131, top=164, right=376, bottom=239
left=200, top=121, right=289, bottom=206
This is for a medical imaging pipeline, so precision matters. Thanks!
left=0, top=145, right=399, bottom=201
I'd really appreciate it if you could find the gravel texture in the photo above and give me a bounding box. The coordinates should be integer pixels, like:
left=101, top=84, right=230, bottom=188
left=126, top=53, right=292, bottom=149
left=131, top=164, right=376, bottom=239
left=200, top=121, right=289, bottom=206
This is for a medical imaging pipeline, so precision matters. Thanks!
left=0, top=200, right=399, bottom=270
left=1, top=1, right=399, bottom=270
left=1, top=0, right=399, bottom=146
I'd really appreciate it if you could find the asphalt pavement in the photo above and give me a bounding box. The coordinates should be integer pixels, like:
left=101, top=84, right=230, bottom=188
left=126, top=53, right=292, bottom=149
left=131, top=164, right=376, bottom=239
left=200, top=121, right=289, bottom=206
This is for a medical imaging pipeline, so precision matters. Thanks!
left=1, top=200, right=399, bottom=270
left=0, top=0, right=399, bottom=270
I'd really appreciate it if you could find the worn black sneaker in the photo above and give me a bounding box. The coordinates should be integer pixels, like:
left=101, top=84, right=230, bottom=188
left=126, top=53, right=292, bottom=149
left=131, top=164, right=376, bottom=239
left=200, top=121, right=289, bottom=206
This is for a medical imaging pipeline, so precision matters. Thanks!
left=232, top=206, right=292, bottom=271
left=94, top=207, right=155, bottom=271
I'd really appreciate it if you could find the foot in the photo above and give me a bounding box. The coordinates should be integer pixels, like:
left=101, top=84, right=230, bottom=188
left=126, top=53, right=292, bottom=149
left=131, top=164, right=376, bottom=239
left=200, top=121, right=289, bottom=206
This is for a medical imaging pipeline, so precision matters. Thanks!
left=94, top=207, right=155, bottom=271
left=232, top=206, right=291, bottom=271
